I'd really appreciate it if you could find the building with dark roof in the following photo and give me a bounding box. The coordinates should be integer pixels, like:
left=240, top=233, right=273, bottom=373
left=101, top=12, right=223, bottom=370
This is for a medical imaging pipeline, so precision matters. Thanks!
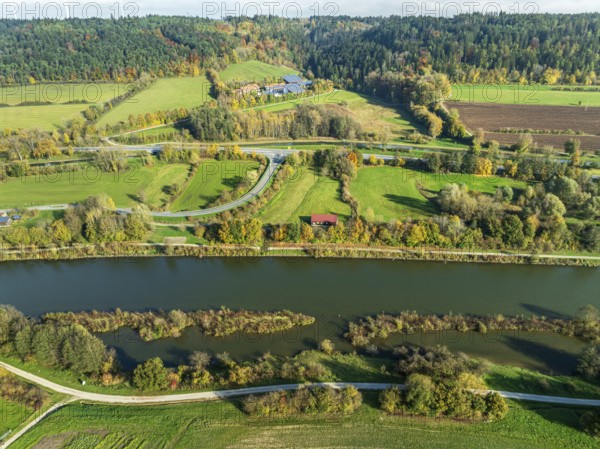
left=285, top=84, right=305, bottom=94
left=264, top=74, right=310, bottom=96
left=283, top=74, right=303, bottom=84
left=264, top=83, right=287, bottom=96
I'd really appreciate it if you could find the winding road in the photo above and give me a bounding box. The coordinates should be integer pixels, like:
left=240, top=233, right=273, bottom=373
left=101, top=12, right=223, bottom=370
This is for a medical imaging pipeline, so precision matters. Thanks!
left=1, top=360, right=600, bottom=448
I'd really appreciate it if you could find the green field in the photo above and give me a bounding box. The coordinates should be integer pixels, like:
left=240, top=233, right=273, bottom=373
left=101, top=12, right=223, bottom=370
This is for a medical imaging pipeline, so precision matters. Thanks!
left=10, top=396, right=599, bottom=449
left=450, top=84, right=600, bottom=107
left=0, top=104, right=97, bottom=131
left=0, top=83, right=127, bottom=131
left=420, top=170, right=528, bottom=195
left=170, top=160, right=259, bottom=212
left=0, top=160, right=190, bottom=209
left=485, top=365, right=600, bottom=399
left=97, top=77, right=212, bottom=127
left=0, top=397, right=33, bottom=437
left=0, top=83, right=122, bottom=106
left=351, top=167, right=438, bottom=221
left=219, top=61, right=299, bottom=83
left=351, top=167, right=528, bottom=222
left=258, top=168, right=351, bottom=224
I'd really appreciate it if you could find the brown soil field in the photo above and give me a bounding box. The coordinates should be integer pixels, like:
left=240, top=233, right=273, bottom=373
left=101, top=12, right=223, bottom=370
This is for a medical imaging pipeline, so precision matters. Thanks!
left=452, top=103, right=600, bottom=150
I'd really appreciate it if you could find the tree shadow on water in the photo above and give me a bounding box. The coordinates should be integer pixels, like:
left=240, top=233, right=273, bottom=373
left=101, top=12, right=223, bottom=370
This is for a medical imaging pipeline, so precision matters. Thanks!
left=519, top=303, right=570, bottom=320
left=502, top=336, right=578, bottom=375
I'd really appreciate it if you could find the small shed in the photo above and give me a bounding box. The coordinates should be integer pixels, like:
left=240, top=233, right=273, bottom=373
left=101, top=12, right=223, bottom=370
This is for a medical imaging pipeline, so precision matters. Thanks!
left=310, top=214, right=338, bottom=226
left=0, top=217, right=12, bottom=227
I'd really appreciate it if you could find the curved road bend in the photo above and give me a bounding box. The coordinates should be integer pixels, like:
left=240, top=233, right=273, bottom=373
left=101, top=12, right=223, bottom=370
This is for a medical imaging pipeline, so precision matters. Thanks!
left=28, top=150, right=285, bottom=218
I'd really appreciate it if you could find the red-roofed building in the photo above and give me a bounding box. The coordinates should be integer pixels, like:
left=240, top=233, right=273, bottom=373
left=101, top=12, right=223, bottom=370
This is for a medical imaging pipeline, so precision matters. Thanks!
left=310, top=214, right=338, bottom=226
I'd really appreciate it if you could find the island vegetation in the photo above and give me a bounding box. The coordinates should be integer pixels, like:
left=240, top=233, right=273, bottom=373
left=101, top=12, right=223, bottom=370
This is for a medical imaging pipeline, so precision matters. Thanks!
left=43, top=308, right=316, bottom=341
left=345, top=306, right=600, bottom=347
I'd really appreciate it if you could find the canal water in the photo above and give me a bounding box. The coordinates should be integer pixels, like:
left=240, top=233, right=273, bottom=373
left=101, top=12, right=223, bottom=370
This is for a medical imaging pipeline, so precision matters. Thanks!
left=0, top=257, right=597, bottom=373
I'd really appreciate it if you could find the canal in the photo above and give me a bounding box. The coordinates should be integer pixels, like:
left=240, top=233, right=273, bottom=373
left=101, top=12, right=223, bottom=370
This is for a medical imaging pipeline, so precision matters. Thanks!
left=1, top=257, right=597, bottom=373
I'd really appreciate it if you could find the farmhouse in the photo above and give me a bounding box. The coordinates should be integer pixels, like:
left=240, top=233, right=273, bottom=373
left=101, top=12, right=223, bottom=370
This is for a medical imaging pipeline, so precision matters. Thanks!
left=233, top=83, right=261, bottom=96
left=310, top=214, right=338, bottom=226
left=0, top=216, right=11, bottom=227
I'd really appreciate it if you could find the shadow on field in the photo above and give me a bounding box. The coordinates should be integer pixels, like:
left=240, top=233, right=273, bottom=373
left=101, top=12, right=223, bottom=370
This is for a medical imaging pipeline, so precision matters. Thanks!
left=519, top=401, right=591, bottom=435
left=383, top=194, right=437, bottom=215
left=222, top=175, right=244, bottom=189
left=127, top=193, right=144, bottom=204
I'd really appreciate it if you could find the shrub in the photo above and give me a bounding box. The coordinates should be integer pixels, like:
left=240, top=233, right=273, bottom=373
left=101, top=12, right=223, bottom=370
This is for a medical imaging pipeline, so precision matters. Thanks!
left=243, top=387, right=362, bottom=417
left=581, top=410, right=600, bottom=438
left=133, top=357, right=169, bottom=391
left=319, top=339, right=335, bottom=355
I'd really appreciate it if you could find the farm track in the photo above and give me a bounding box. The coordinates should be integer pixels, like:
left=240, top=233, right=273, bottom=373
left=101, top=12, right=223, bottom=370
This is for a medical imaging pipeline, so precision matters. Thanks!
left=1, top=359, right=600, bottom=448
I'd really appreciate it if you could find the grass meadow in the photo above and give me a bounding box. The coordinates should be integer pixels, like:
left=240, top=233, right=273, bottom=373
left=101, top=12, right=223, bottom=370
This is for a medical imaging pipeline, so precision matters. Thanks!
left=0, top=83, right=127, bottom=130
left=450, top=84, right=600, bottom=107
left=0, top=159, right=190, bottom=209
left=97, top=77, right=213, bottom=127
left=219, top=61, right=299, bottom=83
left=252, top=90, right=417, bottom=141
left=170, top=160, right=259, bottom=212
left=351, top=166, right=528, bottom=222
left=9, top=395, right=599, bottom=449
left=257, top=167, right=351, bottom=224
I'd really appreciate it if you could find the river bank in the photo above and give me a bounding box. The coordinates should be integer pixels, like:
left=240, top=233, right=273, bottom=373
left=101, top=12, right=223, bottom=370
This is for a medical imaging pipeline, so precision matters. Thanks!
left=1, top=242, right=599, bottom=267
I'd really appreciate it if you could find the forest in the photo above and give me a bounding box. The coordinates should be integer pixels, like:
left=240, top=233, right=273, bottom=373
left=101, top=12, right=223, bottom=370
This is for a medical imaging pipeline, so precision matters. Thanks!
left=0, top=14, right=597, bottom=86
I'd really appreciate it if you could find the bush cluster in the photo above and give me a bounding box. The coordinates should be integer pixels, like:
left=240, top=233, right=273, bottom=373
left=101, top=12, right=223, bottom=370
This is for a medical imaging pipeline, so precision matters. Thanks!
left=243, top=386, right=363, bottom=417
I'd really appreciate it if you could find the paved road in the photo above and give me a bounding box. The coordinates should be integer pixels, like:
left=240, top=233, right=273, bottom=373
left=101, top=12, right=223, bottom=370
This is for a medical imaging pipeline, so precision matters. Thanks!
left=2, top=360, right=599, bottom=448
left=138, top=153, right=283, bottom=218
left=2, top=361, right=600, bottom=407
